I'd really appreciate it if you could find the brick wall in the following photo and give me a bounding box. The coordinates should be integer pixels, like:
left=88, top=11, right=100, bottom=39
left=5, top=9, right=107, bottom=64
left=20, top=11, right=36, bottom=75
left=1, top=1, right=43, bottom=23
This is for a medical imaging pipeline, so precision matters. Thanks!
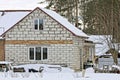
left=0, top=39, right=5, bottom=61
left=4, top=8, right=85, bottom=70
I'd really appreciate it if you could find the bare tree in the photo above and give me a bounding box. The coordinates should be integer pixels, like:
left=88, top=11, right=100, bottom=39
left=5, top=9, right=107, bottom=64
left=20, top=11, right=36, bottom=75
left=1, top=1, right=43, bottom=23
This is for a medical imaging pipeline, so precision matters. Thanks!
left=81, top=0, right=120, bottom=65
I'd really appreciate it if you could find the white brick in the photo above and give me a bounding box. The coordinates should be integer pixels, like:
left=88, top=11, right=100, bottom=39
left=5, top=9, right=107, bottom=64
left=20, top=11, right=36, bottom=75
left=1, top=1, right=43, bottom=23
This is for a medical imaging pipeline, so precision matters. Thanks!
left=4, top=9, right=84, bottom=70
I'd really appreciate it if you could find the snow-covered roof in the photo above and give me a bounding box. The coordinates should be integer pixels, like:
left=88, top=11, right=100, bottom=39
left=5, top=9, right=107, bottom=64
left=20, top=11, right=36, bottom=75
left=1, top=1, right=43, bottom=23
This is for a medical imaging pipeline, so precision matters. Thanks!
left=0, top=7, right=88, bottom=38
left=87, top=35, right=110, bottom=56
left=40, top=8, right=88, bottom=37
left=0, top=11, right=30, bottom=35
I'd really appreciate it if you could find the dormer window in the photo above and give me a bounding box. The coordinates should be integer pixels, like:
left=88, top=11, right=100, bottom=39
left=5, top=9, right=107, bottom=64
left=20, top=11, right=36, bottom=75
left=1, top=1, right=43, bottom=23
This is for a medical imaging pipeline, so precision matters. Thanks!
left=34, top=19, right=43, bottom=30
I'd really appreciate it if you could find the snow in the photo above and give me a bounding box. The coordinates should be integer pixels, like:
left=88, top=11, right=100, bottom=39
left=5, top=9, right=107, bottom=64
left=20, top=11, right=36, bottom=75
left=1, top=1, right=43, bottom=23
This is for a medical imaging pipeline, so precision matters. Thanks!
left=13, top=64, right=74, bottom=73
left=87, top=35, right=111, bottom=56
left=82, top=73, right=120, bottom=80
left=0, top=64, right=75, bottom=80
left=112, top=65, right=120, bottom=70
left=0, top=63, right=120, bottom=80
left=41, top=8, right=88, bottom=37
left=0, top=7, right=88, bottom=37
left=0, top=61, right=13, bottom=64
left=0, top=0, right=88, bottom=37
left=85, top=68, right=94, bottom=73
left=0, top=11, right=29, bottom=35
left=75, top=68, right=120, bottom=80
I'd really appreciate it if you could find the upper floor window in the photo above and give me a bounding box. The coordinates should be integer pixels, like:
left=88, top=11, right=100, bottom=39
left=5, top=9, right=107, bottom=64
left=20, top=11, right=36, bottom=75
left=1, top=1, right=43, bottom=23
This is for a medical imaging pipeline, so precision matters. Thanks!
left=34, top=19, right=43, bottom=30
left=29, top=47, right=48, bottom=60
left=118, top=44, right=120, bottom=58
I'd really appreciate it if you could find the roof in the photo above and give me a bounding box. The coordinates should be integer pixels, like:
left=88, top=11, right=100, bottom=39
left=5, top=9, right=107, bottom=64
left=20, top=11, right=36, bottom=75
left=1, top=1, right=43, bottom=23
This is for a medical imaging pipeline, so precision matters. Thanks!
left=0, top=7, right=88, bottom=38
left=0, top=11, right=30, bottom=35
left=87, top=35, right=110, bottom=56
left=40, top=8, right=88, bottom=37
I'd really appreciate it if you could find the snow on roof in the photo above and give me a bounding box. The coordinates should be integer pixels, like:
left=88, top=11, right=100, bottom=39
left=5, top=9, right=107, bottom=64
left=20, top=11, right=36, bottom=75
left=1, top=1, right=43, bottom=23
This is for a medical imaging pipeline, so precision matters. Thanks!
left=40, top=8, right=88, bottom=37
left=0, top=7, right=88, bottom=37
left=87, top=35, right=111, bottom=56
left=0, top=11, right=30, bottom=35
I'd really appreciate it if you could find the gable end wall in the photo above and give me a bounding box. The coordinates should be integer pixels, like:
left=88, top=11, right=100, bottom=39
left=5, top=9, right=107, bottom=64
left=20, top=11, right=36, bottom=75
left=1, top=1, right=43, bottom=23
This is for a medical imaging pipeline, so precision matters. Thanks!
left=4, top=9, right=83, bottom=70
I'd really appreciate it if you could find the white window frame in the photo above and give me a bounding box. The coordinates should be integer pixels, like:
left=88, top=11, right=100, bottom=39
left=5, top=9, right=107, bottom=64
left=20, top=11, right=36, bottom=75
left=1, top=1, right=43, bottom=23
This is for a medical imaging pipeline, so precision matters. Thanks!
left=34, top=18, right=44, bottom=30
left=28, top=47, right=48, bottom=61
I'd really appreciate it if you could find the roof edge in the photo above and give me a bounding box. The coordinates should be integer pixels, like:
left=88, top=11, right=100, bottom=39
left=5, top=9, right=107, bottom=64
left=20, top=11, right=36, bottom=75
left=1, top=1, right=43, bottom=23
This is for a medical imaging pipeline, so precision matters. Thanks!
left=1, top=7, right=39, bottom=37
left=1, top=7, right=88, bottom=38
left=37, top=7, right=88, bottom=38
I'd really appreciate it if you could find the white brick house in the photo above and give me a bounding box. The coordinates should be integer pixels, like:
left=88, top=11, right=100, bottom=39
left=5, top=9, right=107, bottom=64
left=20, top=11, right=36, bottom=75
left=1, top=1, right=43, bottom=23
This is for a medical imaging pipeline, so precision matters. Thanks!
left=0, top=7, right=94, bottom=70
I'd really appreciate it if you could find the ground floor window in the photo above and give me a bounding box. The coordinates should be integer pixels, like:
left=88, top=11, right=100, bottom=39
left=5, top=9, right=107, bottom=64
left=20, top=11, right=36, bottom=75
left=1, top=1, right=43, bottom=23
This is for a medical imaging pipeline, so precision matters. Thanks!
left=29, top=47, right=48, bottom=60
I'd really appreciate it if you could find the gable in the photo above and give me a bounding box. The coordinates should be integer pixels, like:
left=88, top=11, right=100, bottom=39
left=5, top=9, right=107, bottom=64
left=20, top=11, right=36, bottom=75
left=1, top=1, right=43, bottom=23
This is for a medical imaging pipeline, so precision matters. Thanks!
left=2, top=8, right=74, bottom=41
left=1, top=7, right=88, bottom=38
left=39, top=8, right=88, bottom=38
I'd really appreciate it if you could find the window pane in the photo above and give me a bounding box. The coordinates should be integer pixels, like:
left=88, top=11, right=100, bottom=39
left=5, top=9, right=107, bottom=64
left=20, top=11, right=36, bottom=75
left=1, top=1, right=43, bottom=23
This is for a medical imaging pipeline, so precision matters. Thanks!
left=34, top=19, right=38, bottom=29
left=118, top=53, right=120, bottom=58
left=39, top=19, right=43, bottom=30
left=43, top=48, right=47, bottom=59
left=36, top=47, right=41, bottom=60
left=29, top=48, right=34, bottom=60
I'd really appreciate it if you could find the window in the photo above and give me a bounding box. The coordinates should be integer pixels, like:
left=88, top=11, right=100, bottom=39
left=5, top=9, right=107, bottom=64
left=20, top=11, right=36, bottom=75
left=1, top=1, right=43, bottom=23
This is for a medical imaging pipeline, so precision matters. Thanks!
left=34, top=19, right=43, bottom=30
left=118, top=53, right=120, bottom=58
left=29, top=48, right=34, bottom=60
left=36, top=47, right=41, bottom=60
left=43, top=48, right=47, bottom=59
left=118, top=44, right=120, bottom=58
left=29, top=47, right=48, bottom=60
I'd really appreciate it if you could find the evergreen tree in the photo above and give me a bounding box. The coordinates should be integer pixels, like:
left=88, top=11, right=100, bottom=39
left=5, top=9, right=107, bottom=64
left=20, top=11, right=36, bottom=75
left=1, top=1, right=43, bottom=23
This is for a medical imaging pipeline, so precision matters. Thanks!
left=41, top=0, right=81, bottom=27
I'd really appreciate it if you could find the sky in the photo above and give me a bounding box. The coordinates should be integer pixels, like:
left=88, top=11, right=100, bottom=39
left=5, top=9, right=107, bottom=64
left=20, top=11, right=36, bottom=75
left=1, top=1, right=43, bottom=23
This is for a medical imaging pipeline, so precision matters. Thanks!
left=0, top=0, right=47, bottom=10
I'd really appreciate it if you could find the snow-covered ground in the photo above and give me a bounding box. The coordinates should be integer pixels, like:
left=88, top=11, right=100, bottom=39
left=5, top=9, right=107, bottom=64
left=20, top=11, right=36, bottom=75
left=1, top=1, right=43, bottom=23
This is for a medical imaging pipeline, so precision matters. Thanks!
left=0, top=64, right=120, bottom=80
left=0, top=64, right=75, bottom=80
left=77, top=68, right=120, bottom=80
left=13, top=64, right=74, bottom=73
